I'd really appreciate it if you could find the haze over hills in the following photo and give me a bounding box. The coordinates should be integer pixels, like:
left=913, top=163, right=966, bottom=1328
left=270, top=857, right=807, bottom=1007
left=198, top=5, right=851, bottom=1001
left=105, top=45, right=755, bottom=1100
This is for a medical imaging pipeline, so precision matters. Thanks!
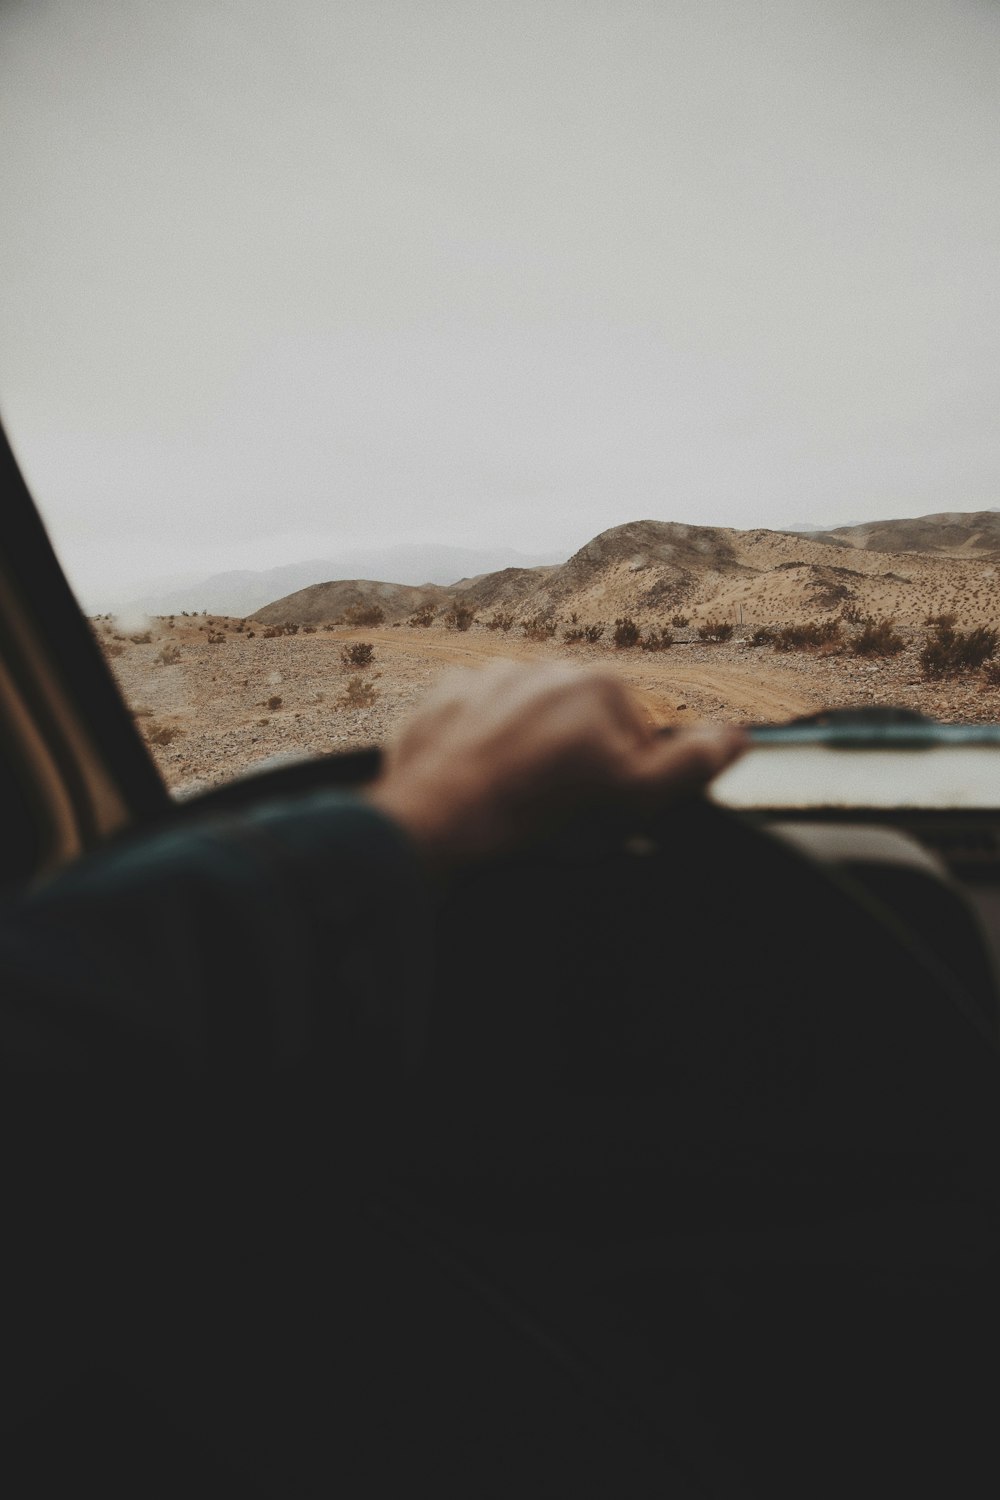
left=122, top=543, right=564, bottom=618
left=786, top=511, right=1000, bottom=559
left=254, top=512, right=1000, bottom=631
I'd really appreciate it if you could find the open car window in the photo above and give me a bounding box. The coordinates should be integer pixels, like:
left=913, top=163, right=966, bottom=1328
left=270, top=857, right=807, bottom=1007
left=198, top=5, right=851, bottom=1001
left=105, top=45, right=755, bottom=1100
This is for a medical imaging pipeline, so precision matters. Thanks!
left=2, top=2, right=999, bottom=805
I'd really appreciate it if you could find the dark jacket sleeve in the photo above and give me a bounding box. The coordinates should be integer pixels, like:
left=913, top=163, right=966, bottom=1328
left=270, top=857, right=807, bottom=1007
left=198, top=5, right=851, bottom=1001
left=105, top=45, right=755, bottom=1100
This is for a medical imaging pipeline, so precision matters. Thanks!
left=0, top=790, right=429, bottom=1078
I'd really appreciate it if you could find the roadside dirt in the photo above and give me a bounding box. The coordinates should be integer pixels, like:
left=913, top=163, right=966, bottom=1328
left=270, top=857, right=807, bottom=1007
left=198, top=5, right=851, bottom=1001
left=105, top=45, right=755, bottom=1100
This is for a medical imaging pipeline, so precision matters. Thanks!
left=96, top=615, right=1000, bottom=796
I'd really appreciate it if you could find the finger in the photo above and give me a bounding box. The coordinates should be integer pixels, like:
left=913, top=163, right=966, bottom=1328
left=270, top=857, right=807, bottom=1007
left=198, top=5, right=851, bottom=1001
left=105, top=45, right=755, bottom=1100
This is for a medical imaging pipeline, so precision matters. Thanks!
left=624, top=724, right=749, bottom=803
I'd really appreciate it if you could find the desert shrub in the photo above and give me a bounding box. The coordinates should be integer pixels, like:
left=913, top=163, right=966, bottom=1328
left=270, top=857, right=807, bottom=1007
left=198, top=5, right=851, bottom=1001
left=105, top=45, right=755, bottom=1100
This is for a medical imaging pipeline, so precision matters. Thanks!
left=408, top=604, right=436, bottom=627
left=156, top=643, right=182, bottom=665
left=612, top=617, right=642, bottom=648
left=697, top=620, right=734, bottom=643
left=443, top=602, right=477, bottom=631
left=748, top=626, right=775, bottom=647
left=671, top=614, right=690, bottom=628
left=521, top=612, right=558, bottom=641
left=144, top=722, right=181, bottom=747
left=303, top=624, right=317, bottom=633
left=339, top=674, right=377, bottom=708
left=924, top=611, right=957, bottom=629
left=343, top=603, right=385, bottom=627
left=640, top=627, right=674, bottom=651
left=840, top=604, right=865, bottom=625
left=485, top=610, right=515, bottom=632
left=266, top=695, right=283, bottom=710
left=848, top=615, right=905, bottom=657
left=104, top=641, right=124, bottom=658
left=246, top=630, right=255, bottom=638
left=262, top=626, right=281, bottom=638
left=920, top=622, right=999, bottom=678
left=773, top=620, right=842, bottom=652
left=566, top=622, right=606, bottom=643
left=341, top=641, right=375, bottom=667
left=207, top=629, right=226, bottom=644
left=983, top=662, right=1000, bottom=687
left=129, top=630, right=152, bottom=645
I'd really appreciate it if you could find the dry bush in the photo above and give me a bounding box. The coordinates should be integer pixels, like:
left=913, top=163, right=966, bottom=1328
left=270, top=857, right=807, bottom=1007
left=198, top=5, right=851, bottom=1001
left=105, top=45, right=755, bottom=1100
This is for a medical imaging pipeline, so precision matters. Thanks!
left=747, top=626, right=775, bottom=647
left=697, top=620, right=734, bottom=643
left=408, top=604, right=436, bottom=627
left=566, top=622, right=605, bottom=643
left=612, top=617, right=642, bottom=648
left=522, top=612, right=558, bottom=641
left=339, top=675, right=377, bottom=708
left=104, top=641, right=124, bottom=658
left=848, top=616, right=905, bottom=657
left=671, top=614, right=690, bottom=628
left=129, top=630, right=152, bottom=645
left=485, top=610, right=515, bottom=632
left=983, top=662, right=1000, bottom=687
left=156, top=643, right=182, bottom=665
left=773, top=620, right=842, bottom=652
left=443, top=602, right=477, bottom=631
left=640, top=627, right=674, bottom=651
left=920, top=622, right=999, bottom=678
left=341, top=641, right=375, bottom=667
left=303, top=623, right=317, bottom=633
left=343, top=603, right=385, bottom=627
left=924, top=611, right=957, bottom=629
left=266, top=694, right=283, bottom=710
left=144, top=722, right=181, bottom=747
left=207, top=629, right=226, bottom=644
left=840, top=604, right=865, bottom=624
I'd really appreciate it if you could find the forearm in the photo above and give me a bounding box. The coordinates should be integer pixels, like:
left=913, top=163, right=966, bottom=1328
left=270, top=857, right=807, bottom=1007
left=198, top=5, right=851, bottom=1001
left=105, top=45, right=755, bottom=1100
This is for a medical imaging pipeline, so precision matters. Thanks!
left=0, top=790, right=430, bottom=1077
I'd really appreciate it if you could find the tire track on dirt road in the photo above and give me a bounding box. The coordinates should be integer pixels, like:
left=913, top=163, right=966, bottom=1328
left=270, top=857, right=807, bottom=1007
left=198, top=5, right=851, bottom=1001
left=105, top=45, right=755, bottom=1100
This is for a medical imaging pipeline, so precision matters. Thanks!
left=360, top=630, right=825, bottom=723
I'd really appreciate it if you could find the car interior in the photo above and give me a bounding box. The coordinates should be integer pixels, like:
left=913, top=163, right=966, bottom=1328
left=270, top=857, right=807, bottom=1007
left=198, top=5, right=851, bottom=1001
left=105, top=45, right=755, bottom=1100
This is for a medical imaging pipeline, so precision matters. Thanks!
left=4, top=4, right=1000, bottom=1489
left=4, top=411, right=1000, bottom=1498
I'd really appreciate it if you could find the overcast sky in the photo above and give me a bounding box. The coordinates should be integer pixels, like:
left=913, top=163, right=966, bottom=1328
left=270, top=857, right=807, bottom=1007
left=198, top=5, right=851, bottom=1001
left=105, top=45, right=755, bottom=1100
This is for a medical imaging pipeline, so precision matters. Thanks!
left=1, top=0, right=998, bottom=608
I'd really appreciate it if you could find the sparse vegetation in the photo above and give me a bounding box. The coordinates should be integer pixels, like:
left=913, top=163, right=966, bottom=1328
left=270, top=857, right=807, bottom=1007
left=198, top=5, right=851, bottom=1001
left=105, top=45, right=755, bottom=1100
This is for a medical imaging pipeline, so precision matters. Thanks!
left=640, top=627, right=674, bottom=651
left=129, top=630, right=152, bottom=645
left=144, top=722, right=181, bottom=747
left=207, top=629, right=226, bottom=644
left=697, top=620, right=734, bottom=643
left=612, top=617, right=642, bottom=648
left=341, top=641, right=375, bottom=667
left=343, top=603, right=386, bottom=627
left=848, top=616, right=905, bottom=657
left=266, top=695, right=283, bottom=710
left=156, top=643, right=182, bottom=665
left=772, top=620, right=842, bottom=652
left=920, top=621, right=999, bottom=678
left=408, top=604, right=436, bottom=627
left=485, top=610, right=514, bottom=632
left=443, top=602, right=477, bottom=631
left=521, top=612, right=558, bottom=641
left=339, top=674, right=378, bottom=708
left=747, top=626, right=776, bottom=647
left=671, top=614, right=690, bottom=628
left=262, top=622, right=300, bottom=638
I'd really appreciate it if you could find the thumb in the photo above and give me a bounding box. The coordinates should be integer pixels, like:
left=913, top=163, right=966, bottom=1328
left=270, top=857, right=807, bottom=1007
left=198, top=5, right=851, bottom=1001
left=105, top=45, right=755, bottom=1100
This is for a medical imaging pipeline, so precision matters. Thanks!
left=626, top=723, right=749, bottom=806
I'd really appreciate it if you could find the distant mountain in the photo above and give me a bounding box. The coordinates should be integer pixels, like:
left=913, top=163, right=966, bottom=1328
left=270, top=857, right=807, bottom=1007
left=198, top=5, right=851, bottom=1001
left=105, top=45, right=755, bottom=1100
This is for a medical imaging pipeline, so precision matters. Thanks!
left=255, top=516, right=1000, bottom=632
left=787, top=511, right=1000, bottom=558
left=126, top=543, right=565, bottom=618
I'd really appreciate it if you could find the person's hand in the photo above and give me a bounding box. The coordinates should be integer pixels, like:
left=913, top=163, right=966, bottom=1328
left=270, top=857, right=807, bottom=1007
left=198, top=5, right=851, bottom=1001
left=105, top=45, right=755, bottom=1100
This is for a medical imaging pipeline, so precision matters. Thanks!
left=366, top=661, right=746, bottom=869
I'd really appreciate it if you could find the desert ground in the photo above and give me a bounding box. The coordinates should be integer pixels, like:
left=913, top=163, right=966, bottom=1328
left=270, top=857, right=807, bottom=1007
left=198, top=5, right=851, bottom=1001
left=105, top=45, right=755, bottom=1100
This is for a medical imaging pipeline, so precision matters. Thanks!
left=98, top=612, right=1000, bottom=799
left=94, top=516, right=1000, bottom=796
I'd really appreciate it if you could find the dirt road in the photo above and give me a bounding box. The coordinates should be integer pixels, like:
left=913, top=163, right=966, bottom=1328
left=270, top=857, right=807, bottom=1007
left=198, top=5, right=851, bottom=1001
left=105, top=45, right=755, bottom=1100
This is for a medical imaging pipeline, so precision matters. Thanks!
left=358, top=628, right=825, bottom=724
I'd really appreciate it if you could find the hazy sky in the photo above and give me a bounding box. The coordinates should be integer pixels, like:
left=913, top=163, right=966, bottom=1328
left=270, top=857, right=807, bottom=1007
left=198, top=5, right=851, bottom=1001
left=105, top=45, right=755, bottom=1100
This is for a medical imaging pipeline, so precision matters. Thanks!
left=1, top=0, right=998, bottom=607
